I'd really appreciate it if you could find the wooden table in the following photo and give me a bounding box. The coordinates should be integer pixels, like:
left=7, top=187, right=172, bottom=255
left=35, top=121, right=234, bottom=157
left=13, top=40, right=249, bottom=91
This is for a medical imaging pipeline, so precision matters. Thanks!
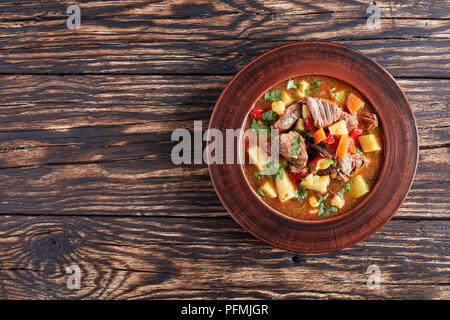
left=0, top=0, right=448, bottom=299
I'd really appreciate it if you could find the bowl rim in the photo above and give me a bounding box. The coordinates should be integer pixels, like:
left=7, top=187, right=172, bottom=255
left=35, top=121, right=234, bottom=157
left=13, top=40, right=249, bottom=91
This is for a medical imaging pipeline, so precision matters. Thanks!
left=208, top=41, right=419, bottom=253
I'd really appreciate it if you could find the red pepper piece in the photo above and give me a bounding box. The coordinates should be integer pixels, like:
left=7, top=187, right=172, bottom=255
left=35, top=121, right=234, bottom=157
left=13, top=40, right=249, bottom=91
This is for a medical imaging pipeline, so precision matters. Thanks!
left=305, top=116, right=314, bottom=128
left=323, top=133, right=335, bottom=145
left=251, top=107, right=265, bottom=119
left=349, top=128, right=363, bottom=140
left=290, top=172, right=308, bottom=185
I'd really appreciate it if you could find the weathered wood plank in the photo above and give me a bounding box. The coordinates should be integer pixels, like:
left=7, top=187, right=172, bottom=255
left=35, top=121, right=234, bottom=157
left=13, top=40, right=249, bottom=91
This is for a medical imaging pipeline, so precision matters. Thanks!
left=0, top=216, right=447, bottom=299
left=0, top=1, right=448, bottom=75
left=0, top=147, right=447, bottom=218
left=1, top=39, right=449, bottom=77
left=0, top=76, right=447, bottom=218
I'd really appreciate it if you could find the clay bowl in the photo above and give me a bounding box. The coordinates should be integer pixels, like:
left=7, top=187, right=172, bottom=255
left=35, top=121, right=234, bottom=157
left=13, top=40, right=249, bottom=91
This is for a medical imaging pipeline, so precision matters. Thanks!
left=208, top=41, right=418, bottom=254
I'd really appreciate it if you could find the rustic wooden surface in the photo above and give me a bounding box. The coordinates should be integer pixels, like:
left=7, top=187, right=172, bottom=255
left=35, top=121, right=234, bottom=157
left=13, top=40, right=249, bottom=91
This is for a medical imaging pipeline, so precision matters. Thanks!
left=0, top=0, right=448, bottom=299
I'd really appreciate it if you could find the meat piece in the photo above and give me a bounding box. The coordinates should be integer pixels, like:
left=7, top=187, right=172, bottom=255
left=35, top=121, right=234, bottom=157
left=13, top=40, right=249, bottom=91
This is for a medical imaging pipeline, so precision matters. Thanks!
left=279, top=131, right=308, bottom=169
left=360, top=112, right=378, bottom=129
left=290, top=165, right=308, bottom=175
left=335, top=152, right=368, bottom=182
left=339, top=112, right=358, bottom=131
left=305, top=97, right=342, bottom=128
left=273, top=103, right=302, bottom=132
left=312, top=145, right=368, bottom=181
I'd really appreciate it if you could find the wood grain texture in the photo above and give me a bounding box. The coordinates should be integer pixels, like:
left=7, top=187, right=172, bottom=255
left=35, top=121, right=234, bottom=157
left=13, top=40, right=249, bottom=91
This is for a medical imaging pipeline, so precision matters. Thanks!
left=0, top=0, right=448, bottom=298
left=0, top=76, right=447, bottom=218
left=0, top=1, right=449, bottom=76
left=0, top=216, right=447, bottom=299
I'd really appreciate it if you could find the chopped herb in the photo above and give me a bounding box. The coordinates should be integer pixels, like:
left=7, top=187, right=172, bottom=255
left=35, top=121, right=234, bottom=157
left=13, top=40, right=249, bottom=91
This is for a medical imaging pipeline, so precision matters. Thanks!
left=337, top=181, right=354, bottom=196
left=287, top=79, right=300, bottom=90
left=261, top=110, right=277, bottom=124
left=365, top=129, right=370, bottom=135
left=332, top=164, right=341, bottom=172
left=356, top=147, right=364, bottom=155
left=295, top=129, right=308, bottom=139
left=296, top=186, right=308, bottom=201
left=288, top=157, right=298, bottom=164
left=305, top=90, right=311, bottom=95
left=326, top=158, right=335, bottom=165
left=306, top=131, right=316, bottom=138
left=318, top=202, right=338, bottom=216
left=251, top=118, right=269, bottom=135
left=312, top=79, right=322, bottom=93
left=256, top=187, right=266, bottom=197
left=282, top=116, right=294, bottom=126
left=317, top=193, right=329, bottom=203
left=290, top=136, right=302, bottom=156
left=264, top=90, right=282, bottom=101
left=331, top=87, right=336, bottom=92
left=294, top=97, right=300, bottom=101
left=253, top=171, right=263, bottom=180
left=260, top=160, right=288, bottom=180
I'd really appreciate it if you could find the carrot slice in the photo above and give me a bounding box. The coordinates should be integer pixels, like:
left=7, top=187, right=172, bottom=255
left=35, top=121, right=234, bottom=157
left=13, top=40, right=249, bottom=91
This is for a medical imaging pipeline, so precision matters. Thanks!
left=336, top=134, right=350, bottom=159
left=313, top=127, right=327, bottom=144
left=346, top=93, right=364, bottom=114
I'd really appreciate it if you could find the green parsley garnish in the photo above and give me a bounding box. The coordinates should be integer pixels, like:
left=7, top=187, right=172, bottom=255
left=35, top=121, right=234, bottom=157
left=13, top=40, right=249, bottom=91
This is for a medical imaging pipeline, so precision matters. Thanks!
left=261, top=110, right=277, bottom=122
left=256, top=187, right=266, bottom=197
left=287, top=79, right=300, bottom=90
left=290, top=136, right=302, bottom=156
left=318, top=202, right=338, bottom=216
left=312, top=79, right=322, bottom=93
left=296, top=186, right=308, bottom=201
left=251, top=118, right=269, bottom=135
left=264, top=90, right=282, bottom=101
left=337, top=181, right=354, bottom=196
left=304, top=90, right=311, bottom=95
left=253, top=171, right=263, bottom=180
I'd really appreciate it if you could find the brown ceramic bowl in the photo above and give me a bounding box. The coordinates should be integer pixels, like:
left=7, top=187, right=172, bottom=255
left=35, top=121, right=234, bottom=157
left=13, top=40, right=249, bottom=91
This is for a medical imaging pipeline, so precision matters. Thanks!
left=208, top=41, right=418, bottom=254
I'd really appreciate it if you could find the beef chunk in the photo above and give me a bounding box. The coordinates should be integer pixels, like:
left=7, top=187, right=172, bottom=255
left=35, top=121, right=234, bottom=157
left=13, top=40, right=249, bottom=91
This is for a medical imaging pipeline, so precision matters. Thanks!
left=279, top=131, right=308, bottom=170
left=306, top=97, right=342, bottom=128
left=339, top=112, right=358, bottom=131
left=335, top=153, right=368, bottom=182
left=360, top=112, right=378, bottom=129
left=273, top=103, right=302, bottom=132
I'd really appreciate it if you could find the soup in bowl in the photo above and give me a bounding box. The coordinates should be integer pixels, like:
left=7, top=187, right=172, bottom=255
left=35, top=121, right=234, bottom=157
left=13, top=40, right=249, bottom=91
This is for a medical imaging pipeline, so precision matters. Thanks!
left=244, top=75, right=384, bottom=220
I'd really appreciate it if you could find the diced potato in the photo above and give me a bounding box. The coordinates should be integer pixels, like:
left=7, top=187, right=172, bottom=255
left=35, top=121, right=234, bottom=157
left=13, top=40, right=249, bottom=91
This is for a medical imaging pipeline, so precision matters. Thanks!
left=281, top=91, right=294, bottom=107
left=309, top=196, right=320, bottom=208
left=261, top=181, right=277, bottom=199
left=316, top=158, right=333, bottom=171
left=358, top=134, right=381, bottom=153
left=334, top=90, right=346, bottom=104
left=328, top=120, right=348, bottom=136
left=247, top=145, right=268, bottom=171
left=351, top=175, right=369, bottom=198
left=300, top=174, right=330, bottom=193
left=294, top=118, right=305, bottom=132
left=302, top=104, right=310, bottom=119
left=272, top=101, right=285, bottom=115
left=300, top=80, right=310, bottom=91
left=275, top=168, right=297, bottom=203
left=296, top=88, right=306, bottom=99
left=331, top=195, right=344, bottom=209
